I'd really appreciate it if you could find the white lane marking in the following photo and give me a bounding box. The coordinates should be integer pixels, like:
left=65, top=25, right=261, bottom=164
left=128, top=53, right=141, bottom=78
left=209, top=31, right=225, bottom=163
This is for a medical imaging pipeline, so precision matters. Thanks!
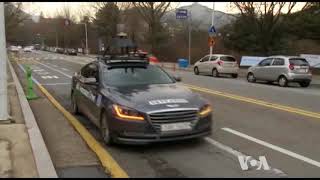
left=61, top=68, right=69, bottom=71
left=33, top=69, right=44, bottom=72
left=42, top=83, right=71, bottom=86
left=37, top=71, right=49, bottom=75
left=41, top=76, right=59, bottom=79
left=222, top=127, right=320, bottom=168
left=37, top=61, right=72, bottom=78
left=204, top=137, right=286, bottom=176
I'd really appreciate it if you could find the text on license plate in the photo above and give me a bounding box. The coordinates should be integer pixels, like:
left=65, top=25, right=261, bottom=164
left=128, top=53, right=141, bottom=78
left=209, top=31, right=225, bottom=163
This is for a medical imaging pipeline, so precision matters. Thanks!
left=161, top=122, right=192, bottom=132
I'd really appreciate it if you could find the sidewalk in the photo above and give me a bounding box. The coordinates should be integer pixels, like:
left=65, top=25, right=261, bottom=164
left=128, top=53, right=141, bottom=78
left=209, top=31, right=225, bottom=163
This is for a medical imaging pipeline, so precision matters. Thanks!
left=10, top=53, right=109, bottom=177
left=0, top=59, right=56, bottom=177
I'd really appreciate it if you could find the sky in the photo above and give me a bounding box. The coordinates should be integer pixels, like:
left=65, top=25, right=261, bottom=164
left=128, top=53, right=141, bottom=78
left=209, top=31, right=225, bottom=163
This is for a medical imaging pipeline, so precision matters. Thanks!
left=23, top=2, right=306, bottom=20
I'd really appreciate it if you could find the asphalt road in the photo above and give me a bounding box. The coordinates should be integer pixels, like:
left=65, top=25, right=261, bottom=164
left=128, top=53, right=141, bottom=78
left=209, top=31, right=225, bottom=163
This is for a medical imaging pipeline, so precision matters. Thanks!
left=14, top=50, right=320, bottom=177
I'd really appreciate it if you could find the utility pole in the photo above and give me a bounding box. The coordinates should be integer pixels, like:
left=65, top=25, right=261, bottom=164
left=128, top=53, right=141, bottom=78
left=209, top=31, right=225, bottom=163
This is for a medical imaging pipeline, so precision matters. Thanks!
left=188, top=11, right=191, bottom=66
left=84, top=23, right=88, bottom=55
left=80, top=22, right=88, bottom=54
left=0, top=2, right=8, bottom=121
left=210, top=2, right=215, bottom=56
left=55, top=30, right=58, bottom=48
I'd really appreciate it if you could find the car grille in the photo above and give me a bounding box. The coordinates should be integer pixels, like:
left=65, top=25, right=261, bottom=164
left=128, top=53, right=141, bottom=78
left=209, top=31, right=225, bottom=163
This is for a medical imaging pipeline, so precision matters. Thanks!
left=148, top=109, right=199, bottom=132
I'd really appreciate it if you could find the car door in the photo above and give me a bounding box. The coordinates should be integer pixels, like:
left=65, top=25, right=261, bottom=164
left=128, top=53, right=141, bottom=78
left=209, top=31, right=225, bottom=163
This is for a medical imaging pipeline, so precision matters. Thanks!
left=270, top=58, right=285, bottom=81
left=77, top=63, right=100, bottom=126
left=196, top=56, right=207, bottom=73
left=208, top=55, right=219, bottom=72
left=199, top=55, right=211, bottom=74
left=255, top=58, right=273, bottom=80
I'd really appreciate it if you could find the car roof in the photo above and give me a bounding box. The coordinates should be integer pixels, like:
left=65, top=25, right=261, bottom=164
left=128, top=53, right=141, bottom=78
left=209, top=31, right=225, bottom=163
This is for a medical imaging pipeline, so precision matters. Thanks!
left=205, top=54, right=235, bottom=57
left=269, top=55, right=304, bottom=59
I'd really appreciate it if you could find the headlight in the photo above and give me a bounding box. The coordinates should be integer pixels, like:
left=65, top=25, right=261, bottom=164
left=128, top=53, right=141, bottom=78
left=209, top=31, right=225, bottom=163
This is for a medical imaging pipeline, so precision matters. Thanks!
left=199, top=104, right=212, bottom=117
left=112, top=104, right=144, bottom=121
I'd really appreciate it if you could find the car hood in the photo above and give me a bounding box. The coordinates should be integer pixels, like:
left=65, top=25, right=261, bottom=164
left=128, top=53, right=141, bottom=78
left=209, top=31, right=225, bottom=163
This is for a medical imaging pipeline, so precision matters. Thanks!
left=101, top=83, right=207, bottom=113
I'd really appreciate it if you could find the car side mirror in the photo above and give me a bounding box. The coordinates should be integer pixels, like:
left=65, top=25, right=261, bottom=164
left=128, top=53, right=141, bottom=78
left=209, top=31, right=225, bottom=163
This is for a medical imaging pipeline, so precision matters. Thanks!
left=173, top=75, right=182, bottom=82
left=82, top=77, right=98, bottom=85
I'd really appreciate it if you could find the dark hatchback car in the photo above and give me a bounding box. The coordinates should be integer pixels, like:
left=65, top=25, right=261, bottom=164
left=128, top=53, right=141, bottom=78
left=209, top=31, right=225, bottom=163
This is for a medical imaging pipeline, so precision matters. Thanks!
left=71, top=54, right=212, bottom=145
left=65, top=48, right=77, bottom=55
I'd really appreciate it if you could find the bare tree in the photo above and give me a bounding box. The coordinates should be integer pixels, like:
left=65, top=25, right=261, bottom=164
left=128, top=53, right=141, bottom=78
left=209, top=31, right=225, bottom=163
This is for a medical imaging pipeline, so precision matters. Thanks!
left=92, top=2, right=121, bottom=46
left=4, top=2, right=30, bottom=41
left=132, top=2, right=172, bottom=53
left=229, top=2, right=297, bottom=54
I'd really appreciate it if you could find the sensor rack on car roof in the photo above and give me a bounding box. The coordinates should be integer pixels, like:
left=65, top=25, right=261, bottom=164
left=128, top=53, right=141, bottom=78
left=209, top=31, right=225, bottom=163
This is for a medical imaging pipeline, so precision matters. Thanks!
left=98, top=53, right=149, bottom=69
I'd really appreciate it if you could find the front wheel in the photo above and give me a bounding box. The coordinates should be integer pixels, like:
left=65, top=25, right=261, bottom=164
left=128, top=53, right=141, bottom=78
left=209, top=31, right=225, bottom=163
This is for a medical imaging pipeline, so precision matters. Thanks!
left=71, top=92, right=79, bottom=114
left=299, top=81, right=310, bottom=87
left=100, top=112, right=114, bottom=145
left=194, top=67, right=199, bottom=75
left=247, top=73, right=256, bottom=83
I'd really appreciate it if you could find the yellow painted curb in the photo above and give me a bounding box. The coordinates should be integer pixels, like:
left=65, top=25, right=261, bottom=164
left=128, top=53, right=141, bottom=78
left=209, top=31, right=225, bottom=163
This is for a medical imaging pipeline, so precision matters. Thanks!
left=36, top=84, right=129, bottom=178
left=183, top=83, right=320, bottom=119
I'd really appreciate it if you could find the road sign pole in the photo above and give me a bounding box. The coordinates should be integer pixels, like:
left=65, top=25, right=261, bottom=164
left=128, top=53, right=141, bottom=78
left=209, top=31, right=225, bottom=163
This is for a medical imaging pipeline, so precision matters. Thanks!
left=210, top=2, right=215, bottom=56
left=0, top=2, right=8, bottom=121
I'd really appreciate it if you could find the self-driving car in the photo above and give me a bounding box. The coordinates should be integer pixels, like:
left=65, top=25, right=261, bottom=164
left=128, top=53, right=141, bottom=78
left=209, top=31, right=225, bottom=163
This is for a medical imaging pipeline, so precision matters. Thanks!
left=70, top=53, right=213, bottom=145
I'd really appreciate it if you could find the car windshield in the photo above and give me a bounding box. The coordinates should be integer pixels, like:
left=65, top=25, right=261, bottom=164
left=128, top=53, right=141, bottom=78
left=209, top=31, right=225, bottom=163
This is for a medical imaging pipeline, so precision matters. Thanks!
left=289, top=58, right=309, bottom=66
left=102, top=65, right=175, bottom=87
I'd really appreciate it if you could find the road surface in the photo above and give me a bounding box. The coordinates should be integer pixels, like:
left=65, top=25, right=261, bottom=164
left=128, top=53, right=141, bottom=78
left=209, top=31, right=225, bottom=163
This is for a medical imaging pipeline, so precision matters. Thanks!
left=13, top=50, right=320, bottom=177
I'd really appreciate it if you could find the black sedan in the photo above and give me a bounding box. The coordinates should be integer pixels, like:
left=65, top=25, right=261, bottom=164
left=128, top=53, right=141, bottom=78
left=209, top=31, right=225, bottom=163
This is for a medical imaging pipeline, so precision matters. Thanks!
left=71, top=55, right=212, bottom=145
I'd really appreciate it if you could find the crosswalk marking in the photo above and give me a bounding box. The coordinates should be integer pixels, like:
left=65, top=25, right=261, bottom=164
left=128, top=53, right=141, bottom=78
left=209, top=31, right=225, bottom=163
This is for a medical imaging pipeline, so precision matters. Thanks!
left=61, top=68, right=69, bottom=71
left=41, top=76, right=59, bottom=79
left=37, top=71, right=49, bottom=75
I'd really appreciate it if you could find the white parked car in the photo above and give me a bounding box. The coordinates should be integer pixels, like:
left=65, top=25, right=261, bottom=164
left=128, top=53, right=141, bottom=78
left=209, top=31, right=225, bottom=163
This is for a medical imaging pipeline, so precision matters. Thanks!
left=23, top=46, right=33, bottom=52
left=194, top=54, right=239, bottom=78
left=8, top=46, right=20, bottom=52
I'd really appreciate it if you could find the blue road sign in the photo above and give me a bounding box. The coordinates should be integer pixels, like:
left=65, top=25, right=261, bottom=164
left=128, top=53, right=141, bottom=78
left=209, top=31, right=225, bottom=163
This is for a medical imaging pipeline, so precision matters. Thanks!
left=176, top=9, right=188, bottom=19
left=209, top=26, right=217, bottom=33
left=208, top=25, right=217, bottom=37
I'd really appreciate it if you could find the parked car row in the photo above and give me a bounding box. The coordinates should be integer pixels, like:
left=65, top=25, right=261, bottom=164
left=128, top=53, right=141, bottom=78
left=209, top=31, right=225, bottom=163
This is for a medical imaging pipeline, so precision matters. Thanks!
left=8, top=45, right=36, bottom=53
left=194, top=54, right=312, bottom=88
left=41, top=46, right=79, bottom=56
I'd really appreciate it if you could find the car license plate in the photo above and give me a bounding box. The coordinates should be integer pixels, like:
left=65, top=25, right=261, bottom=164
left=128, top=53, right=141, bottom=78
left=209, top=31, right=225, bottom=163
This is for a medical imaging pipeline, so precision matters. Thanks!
left=161, top=122, right=192, bottom=132
left=298, top=69, right=307, bottom=73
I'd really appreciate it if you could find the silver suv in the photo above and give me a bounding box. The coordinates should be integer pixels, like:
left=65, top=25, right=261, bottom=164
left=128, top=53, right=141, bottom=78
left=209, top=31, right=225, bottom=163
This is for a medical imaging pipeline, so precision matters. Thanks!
left=247, top=56, right=312, bottom=87
left=194, top=54, right=239, bottom=78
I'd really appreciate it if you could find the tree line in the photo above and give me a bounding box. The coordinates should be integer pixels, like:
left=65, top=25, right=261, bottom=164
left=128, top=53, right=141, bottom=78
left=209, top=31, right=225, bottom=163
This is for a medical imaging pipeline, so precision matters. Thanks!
left=5, top=2, right=320, bottom=63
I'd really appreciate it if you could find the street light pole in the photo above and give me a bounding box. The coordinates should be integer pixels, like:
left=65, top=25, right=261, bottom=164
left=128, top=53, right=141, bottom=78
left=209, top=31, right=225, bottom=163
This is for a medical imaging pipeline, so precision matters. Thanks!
left=0, top=2, right=8, bottom=121
left=80, top=23, right=88, bottom=55
left=188, top=11, right=191, bottom=66
left=85, top=23, right=88, bottom=55
left=210, top=2, right=215, bottom=56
